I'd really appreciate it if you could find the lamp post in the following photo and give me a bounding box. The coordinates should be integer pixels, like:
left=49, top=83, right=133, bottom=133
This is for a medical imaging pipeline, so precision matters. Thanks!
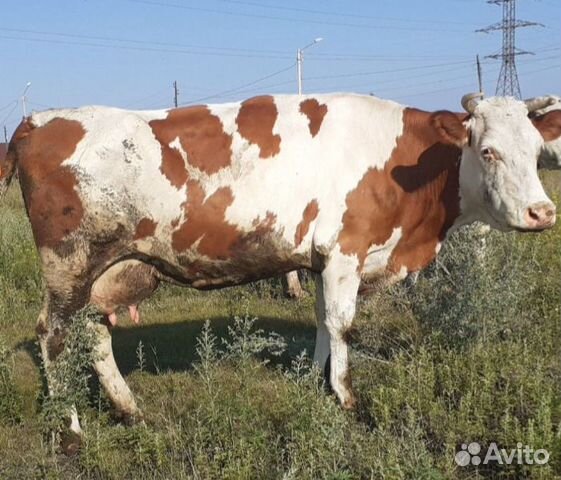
left=285, top=38, right=323, bottom=298
left=297, top=38, right=323, bottom=95
left=22, top=82, right=31, bottom=118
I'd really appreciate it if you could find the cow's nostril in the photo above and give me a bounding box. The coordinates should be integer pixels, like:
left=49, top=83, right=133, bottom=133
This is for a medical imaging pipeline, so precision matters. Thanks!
left=528, top=208, right=540, bottom=221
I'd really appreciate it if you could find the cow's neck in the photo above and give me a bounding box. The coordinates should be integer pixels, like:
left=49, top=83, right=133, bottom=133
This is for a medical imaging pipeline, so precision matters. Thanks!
left=343, top=108, right=466, bottom=283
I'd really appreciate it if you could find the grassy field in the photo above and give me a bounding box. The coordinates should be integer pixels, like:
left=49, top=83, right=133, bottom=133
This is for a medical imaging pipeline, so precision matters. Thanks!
left=0, top=174, right=561, bottom=479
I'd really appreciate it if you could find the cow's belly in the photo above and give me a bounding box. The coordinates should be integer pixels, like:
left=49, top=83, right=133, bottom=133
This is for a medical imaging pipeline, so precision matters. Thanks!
left=177, top=248, right=310, bottom=289
left=134, top=228, right=313, bottom=289
left=175, top=257, right=305, bottom=289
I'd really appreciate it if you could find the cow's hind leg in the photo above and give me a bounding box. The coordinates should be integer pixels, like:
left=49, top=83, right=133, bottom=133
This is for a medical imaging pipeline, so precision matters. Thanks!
left=37, top=296, right=84, bottom=448
left=36, top=291, right=89, bottom=454
left=88, top=321, right=143, bottom=424
left=285, top=271, right=304, bottom=298
left=313, top=273, right=330, bottom=372
left=317, top=250, right=361, bottom=409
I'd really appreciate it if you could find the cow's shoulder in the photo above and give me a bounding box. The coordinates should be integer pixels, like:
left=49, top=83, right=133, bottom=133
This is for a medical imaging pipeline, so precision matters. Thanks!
left=335, top=105, right=463, bottom=277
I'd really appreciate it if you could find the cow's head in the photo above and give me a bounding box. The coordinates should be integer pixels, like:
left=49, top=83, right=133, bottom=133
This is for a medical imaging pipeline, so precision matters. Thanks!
left=432, top=93, right=555, bottom=231
left=525, top=95, right=561, bottom=170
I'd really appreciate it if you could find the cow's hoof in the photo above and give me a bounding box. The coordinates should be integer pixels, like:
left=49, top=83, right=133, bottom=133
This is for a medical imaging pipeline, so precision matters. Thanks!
left=341, top=392, right=358, bottom=410
left=60, top=429, right=82, bottom=456
left=339, top=369, right=357, bottom=410
left=323, top=355, right=357, bottom=410
left=286, top=287, right=305, bottom=299
left=119, top=409, right=145, bottom=426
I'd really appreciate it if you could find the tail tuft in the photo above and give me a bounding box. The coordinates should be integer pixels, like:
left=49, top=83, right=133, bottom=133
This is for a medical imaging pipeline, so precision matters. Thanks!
left=0, top=150, right=16, bottom=198
left=0, top=118, right=34, bottom=198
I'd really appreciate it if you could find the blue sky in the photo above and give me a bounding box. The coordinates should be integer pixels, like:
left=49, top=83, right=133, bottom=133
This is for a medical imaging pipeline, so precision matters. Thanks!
left=1, top=0, right=559, bottom=136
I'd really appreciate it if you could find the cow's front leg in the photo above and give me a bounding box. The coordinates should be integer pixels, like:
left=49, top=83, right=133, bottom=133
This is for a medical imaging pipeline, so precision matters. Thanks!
left=88, top=321, right=143, bottom=424
left=313, top=273, right=330, bottom=370
left=318, top=251, right=361, bottom=409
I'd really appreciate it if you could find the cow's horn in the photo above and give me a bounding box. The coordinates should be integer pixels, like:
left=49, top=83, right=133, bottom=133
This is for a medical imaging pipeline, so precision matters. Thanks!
left=524, top=95, right=558, bottom=112
left=461, top=92, right=484, bottom=114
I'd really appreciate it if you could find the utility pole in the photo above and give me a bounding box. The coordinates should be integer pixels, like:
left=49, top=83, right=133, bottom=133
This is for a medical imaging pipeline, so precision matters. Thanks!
left=476, top=55, right=484, bottom=94
left=477, top=0, right=542, bottom=98
left=296, top=37, right=323, bottom=95
left=173, top=81, right=179, bottom=108
left=3, top=126, right=7, bottom=145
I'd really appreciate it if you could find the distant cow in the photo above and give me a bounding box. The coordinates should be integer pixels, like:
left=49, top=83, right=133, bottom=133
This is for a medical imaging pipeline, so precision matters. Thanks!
left=1, top=93, right=558, bottom=449
left=526, top=95, right=561, bottom=169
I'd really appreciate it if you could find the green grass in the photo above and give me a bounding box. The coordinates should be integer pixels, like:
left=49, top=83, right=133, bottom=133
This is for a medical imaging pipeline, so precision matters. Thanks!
left=0, top=177, right=561, bottom=479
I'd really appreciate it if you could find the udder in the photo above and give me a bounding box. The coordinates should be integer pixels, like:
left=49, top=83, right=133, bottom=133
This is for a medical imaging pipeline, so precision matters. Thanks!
left=90, top=260, right=160, bottom=326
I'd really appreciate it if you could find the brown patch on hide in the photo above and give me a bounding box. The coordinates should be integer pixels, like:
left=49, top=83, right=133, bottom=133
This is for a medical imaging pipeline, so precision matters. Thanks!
left=236, top=95, right=281, bottom=158
left=294, top=199, right=319, bottom=246
left=337, top=108, right=464, bottom=275
left=299, top=98, right=328, bottom=137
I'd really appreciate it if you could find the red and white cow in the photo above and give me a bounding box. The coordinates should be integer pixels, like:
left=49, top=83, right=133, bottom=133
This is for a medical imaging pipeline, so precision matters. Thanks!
left=1, top=92, right=558, bottom=447
left=527, top=95, right=561, bottom=169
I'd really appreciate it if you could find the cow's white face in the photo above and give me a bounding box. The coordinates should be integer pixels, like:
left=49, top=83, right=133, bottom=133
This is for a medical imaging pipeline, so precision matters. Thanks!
left=459, top=97, right=556, bottom=231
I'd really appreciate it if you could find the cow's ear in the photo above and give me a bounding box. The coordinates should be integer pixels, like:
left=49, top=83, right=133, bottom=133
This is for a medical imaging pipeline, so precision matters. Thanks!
left=431, top=111, right=469, bottom=147
left=532, top=110, right=561, bottom=142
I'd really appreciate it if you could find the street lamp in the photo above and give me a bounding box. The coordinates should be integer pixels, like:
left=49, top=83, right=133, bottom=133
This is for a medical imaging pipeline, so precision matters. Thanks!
left=22, top=82, right=31, bottom=118
left=286, top=37, right=323, bottom=298
left=297, top=37, right=323, bottom=95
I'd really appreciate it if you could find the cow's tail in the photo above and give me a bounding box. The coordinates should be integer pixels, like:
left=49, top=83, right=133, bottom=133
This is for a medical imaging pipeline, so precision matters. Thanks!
left=0, top=118, right=33, bottom=198
left=0, top=147, right=17, bottom=199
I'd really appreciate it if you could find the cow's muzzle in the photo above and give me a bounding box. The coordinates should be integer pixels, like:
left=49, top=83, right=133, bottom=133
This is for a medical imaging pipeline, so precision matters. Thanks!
left=521, top=201, right=557, bottom=231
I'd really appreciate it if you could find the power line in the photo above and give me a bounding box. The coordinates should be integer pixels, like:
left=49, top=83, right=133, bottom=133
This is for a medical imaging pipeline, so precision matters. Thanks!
left=212, top=55, right=558, bottom=104
left=123, top=87, right=171, bottom=108
left=0, top=27, right=289, bottom=56
left=126, top=0, right=471, bottom=33
left=0, top=33, right=293, bottom=60
left=212, top=0, right=480, bottom=26
left=179, top=60, right=486, bottom=100
left=0, top=27, right=508, bottom=67
left=0, top=99, right=18, bottom=114
left=394, top=62, right=560, bottom=101
left=182, top=62, right=499, bottom=103
left=6, top=26, right=541, bottom=62
left=395, top=82, right=482, bottom=101
left=308, top=53, right=472, bottom=61
left=305, top=60, right=475, bottom=82
left=182, top=63, right=297, bottom=105
left=310, top=55, right=557, bottom=95
left=176, top=60, right=475, bottom=103
left=518, top=63, right=561, bottom=76
left=0, top=100, right=20, bottom=127
left=324, top=70, right=498, bottom=96
left=168, top=58, right=508, bottom=104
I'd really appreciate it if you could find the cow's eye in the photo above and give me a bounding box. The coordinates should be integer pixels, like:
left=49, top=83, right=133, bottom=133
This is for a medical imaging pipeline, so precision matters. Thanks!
left=481, top=147, right=498, bottom=161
